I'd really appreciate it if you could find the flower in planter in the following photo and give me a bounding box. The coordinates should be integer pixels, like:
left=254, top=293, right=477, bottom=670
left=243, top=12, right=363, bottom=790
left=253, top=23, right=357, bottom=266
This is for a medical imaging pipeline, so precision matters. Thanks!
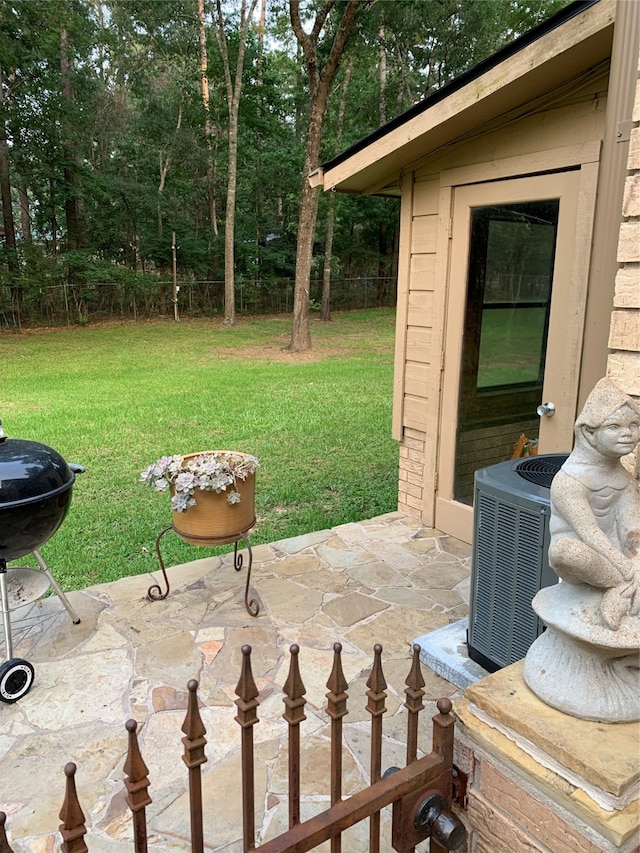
left=141, top=451, right=260, bottom=512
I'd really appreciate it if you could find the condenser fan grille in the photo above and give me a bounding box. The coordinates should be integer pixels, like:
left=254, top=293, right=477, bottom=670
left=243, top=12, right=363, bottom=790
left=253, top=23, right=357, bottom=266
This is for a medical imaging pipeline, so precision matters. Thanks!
left=514, top=454, right=567, bottom=488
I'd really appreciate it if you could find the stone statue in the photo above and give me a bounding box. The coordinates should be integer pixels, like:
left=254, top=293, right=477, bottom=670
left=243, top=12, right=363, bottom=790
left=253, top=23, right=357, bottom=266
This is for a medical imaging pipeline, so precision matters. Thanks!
left=523, top=378, right=640, bottom=722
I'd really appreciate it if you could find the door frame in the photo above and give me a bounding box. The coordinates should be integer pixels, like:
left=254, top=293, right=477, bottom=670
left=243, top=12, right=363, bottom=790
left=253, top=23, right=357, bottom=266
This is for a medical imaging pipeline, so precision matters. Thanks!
left=434, top=168, right=594, bottom=543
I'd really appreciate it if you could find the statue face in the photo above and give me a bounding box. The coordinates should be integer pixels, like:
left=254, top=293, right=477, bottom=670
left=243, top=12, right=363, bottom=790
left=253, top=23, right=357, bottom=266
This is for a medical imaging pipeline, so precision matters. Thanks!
left=584, top=404, right=639, bottom=459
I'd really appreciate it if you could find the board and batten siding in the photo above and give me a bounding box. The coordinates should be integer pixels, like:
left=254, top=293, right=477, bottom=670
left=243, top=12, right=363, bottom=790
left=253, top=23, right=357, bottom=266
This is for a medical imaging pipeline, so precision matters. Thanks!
left=396, top=178, right=439, bottom=516
left=394, top=89, right=608, bottom=527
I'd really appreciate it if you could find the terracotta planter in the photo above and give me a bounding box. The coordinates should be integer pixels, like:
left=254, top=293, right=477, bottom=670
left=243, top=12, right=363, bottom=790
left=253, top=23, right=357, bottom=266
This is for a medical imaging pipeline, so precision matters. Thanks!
left=170, top=452, right=256, bottom=547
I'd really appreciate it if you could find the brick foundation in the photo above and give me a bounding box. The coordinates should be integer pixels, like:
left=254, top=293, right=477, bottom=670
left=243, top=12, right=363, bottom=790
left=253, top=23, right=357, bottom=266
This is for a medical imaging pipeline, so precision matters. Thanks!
left=397, top=428, right=426, bottom=518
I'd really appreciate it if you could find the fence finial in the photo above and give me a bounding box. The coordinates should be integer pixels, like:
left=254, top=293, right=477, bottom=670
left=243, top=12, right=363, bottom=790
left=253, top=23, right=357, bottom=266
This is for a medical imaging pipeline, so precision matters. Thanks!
left=124, top=719, right=152, bottom=809
left=432, top=697, right=456, bottom=770
left=326, top=641, right=348, bottom=720
left=367, top=644, right=388, bottom=850
left=124, top=718, right=152, bottom=853
left=0, top=812, right=14, bottom=853
left=326, top=640, right=349, bottom=838
left=405, top=643, right=426, bottom=765
left=235, top=645, right=260, bottom=851
left=235, top=644, right=259, bottom=724
left=366, top=643, right=387, bottom=713
left=283, top=644, right=306, bottom=725
left=182, top=678, right=208, bottom=765
left=283, top=644, right=307, bottom=829
left=59, top=762, right=88, bottom=853
left=182, top=680, right=207, bottom=853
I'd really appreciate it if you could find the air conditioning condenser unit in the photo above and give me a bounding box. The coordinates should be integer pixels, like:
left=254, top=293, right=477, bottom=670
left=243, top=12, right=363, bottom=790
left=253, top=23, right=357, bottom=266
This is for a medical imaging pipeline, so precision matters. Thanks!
left=467, top=453, right=568, bottom=672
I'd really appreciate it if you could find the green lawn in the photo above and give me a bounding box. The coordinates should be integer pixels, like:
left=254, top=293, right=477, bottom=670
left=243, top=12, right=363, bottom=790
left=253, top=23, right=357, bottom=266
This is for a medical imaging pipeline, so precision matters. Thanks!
left=1, top=310, right=399, bottom=590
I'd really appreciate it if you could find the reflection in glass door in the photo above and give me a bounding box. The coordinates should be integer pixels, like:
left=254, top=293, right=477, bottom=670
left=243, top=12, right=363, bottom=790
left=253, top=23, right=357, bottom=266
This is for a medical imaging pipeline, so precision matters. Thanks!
left=454, top=200, right=560, bottom=504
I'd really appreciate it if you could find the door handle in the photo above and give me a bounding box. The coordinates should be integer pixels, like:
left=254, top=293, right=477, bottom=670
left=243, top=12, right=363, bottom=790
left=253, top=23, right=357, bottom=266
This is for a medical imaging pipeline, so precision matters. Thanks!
left=536, top=401, right=556, bottom=417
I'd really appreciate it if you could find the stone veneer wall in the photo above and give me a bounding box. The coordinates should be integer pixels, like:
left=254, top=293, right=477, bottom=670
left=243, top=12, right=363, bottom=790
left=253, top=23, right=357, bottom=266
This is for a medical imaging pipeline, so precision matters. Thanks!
left=608, top=42, right=640, bottom=478
left=397, top=427, right=426, bottom=517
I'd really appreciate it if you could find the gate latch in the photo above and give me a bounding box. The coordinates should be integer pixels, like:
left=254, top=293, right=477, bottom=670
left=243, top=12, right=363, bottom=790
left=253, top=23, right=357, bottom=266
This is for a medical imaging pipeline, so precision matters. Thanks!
left=391, top=779, right=466, bottom=852
left=413, top=793, right=466, bottom=849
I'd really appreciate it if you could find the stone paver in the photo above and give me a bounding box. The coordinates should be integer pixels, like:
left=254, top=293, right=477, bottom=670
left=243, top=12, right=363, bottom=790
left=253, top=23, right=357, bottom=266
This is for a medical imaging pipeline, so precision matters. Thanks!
left=1, top=512, right=470, bottom=851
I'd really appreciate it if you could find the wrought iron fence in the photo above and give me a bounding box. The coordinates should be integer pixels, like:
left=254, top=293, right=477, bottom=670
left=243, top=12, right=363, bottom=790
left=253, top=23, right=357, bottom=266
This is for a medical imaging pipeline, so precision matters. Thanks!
left=0, top=643, right=466, bottom=852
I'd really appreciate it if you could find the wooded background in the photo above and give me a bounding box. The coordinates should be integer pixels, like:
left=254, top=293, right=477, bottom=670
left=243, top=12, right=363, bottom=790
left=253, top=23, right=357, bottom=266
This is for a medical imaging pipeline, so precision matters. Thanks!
left=0, top=0, right=567, bottom=342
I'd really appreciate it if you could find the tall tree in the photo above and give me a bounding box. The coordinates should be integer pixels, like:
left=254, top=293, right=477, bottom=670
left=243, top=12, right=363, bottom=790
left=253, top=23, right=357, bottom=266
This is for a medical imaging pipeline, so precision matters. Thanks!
left=60, top=25, right=86, bottom=258
left=214, top=0, right=259, bottom=327
left=197, top=0, right=218, bottom=240
left=0, top=67, right=18, bottom=276
left=289, top=0, right=364, bottom=352
left=321, top=52, right=353, bottom=322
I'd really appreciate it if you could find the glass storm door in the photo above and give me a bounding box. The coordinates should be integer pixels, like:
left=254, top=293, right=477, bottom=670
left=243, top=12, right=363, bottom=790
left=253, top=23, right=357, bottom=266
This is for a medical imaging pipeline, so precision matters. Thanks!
left=436, top=172, right=581, bottom=543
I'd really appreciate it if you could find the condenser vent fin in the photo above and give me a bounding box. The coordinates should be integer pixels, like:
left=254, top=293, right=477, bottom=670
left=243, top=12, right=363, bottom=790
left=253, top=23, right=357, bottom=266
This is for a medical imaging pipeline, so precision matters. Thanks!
left=511, top=508, right=546, bottom=661
left=470, top=489, right=549, bottom=669
left=470, top=493, right=498, bottom=655
left=468, top=454, right=566, bottom=672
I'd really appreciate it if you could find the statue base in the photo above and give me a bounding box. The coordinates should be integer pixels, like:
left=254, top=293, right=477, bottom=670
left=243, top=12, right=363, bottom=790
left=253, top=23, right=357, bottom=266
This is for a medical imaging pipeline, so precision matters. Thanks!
left=524, top=583, right=640, bottom=722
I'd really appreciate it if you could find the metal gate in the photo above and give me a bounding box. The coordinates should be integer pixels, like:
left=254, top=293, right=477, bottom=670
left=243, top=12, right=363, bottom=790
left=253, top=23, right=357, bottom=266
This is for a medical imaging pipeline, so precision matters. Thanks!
left=0, top=643, right=467, bottom=852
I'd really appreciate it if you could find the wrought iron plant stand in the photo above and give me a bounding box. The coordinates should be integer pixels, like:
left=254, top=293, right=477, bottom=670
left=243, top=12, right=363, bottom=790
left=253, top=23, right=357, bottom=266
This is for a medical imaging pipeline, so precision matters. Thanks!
left=143, top=451, right=260, bottom=617
left=148, top=522, right=259, bottom=617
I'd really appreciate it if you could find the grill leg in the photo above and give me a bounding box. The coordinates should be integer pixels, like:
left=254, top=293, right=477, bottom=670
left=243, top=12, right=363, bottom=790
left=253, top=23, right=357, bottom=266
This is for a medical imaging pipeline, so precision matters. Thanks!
left=0, top=560, right=14, bottom=659
left=32, top=550, right=81, bottom=624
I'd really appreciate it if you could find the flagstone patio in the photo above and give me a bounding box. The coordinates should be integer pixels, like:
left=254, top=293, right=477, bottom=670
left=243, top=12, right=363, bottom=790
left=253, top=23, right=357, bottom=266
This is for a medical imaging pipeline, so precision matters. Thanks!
left=1, top=511, right=472, bottom=852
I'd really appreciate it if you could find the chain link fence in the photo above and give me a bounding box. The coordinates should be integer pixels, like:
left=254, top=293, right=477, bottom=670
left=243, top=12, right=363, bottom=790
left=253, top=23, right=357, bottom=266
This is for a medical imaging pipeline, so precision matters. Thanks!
left=0, top=276, right=397, bottom=328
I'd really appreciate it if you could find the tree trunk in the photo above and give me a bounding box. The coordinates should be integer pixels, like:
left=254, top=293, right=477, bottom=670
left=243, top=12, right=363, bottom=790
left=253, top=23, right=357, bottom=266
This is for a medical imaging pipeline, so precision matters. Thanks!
left=197, top=0, right=218, bottom=240
left=289, top=0, right=362, bottom=352
left=321, top=54, right=353, bottom=322
left=60, top=27, right=84, bottom=255
left=215, top=0, right=259, bottom=327
left=49, top=175, right=58, bottom=254
left=377, top=217, right=388, bottom=304
left=0, top=66, right=20, bottom=325
left=321, top=195, right=334, bottom=322
left=291, top=170, right=318, bottom=350
left=157, top=102, right=182, bottom=238
left=18, top=183, right=31, bottom=242
left=379, top=25, right=387, bottom=126
left=254, top=0, right=267, bottom=271
left=224, top=122, right=238, bottom=327
left=0, top=67, right=18, bottom=270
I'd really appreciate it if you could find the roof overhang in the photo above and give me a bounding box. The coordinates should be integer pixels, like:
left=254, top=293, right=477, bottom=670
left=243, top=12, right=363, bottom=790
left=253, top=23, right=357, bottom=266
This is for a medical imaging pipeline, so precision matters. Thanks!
left=316, top=0, right=615, bottom=197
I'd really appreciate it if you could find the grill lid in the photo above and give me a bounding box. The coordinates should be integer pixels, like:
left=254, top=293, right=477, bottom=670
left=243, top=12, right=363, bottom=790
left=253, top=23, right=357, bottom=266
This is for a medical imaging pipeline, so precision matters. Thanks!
left=0, top=429, right=75, bottom=507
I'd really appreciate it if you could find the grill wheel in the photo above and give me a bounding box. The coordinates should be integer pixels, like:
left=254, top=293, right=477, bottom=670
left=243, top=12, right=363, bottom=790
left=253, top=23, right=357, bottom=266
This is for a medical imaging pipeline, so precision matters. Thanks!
left=0, top=658, right=35, bottom=703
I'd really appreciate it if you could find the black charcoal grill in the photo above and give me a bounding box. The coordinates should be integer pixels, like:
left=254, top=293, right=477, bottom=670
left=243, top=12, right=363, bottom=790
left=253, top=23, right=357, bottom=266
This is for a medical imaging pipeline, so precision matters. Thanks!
left=0, top=422, right=83, bottom=702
